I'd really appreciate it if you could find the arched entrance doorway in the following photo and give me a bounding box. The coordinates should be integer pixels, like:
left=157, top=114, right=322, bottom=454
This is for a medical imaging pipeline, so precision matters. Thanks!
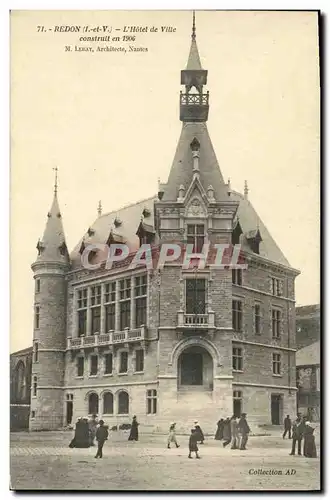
left=178, top=345, right=213, bottom=390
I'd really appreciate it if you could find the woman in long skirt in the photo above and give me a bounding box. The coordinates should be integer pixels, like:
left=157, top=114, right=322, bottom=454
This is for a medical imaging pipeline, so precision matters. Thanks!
left=128, top=415, right=139, bottom=441
left=304, top=422, right=317, bottom=458
left=194, top=421, right=205, bottom=444
left=215, top=419, right=224, bottom=440
left=69, top=417, right=90, bottom=448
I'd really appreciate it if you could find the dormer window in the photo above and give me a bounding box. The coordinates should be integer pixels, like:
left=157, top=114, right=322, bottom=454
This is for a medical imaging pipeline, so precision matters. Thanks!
left=246, top=229, right=262, bottom=255
left=136, top=221, right=155, bottom=247
left=142, top=208, right=151, bottom=218
left=87, top=227, right=95, bottom=237
left=232, top=221, right=243, bottom=245
left=59, top=242, right=67, bottom=256
left=187, top=224, right=205, bottom=253
left=114, top=217, right=122, bottom=228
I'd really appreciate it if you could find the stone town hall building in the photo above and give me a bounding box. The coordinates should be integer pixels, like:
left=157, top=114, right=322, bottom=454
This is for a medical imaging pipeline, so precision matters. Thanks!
left=29, top=19, right=299, bottom=433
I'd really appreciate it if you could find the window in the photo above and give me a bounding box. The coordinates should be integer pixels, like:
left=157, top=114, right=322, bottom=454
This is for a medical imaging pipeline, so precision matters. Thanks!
left=232, top=300, right=242, bottom=331
left=135, top=349, right=144, bottom=372
left=35, top=279, right=40, bottom=293
left=90, top=355, right=98, bottom=376
left=104, top=353, right=113, bottom=375
left=118, top=391, right=129, bottom=414
left=232, top=346, right=243, bottom=371
left=232, top=269, right=242, bottom=285
left=78, top=310, right=87, bottom=337
left=103, top=392, right=113, bottom=414
left=88, top=393, right=99, bottom=414
left=33, top=341, right=39, bottom=363
left=187, top=224, right=205, bottom=253
left=272, top=309, right=281, bottom=338
left=254, top=304, right=261, bottom=335
left=91, top=307, right=101, bottom=334
left=32, top=376, right=37, bottom=397
left=146, top=389, right=157, bottom=414
left=105, top=282, right=116, bottom=303
left=105, top=303, right=115, bottom=332
left=77, top=289, right=88, bottom=337
left=119, top=352, right=128, bottom=373
left=186, top=279, right=206, bottom=314
left=77, top=357, right=84, bottom=377
left=135, top=275, right=147, bottom=327
left=272, top=353, right=281, bottom=375
left=120, top=279, right=131, bottom=330
left=78, top=288, right=88, bottom=308
left=34, top=306, right=40, bottom=329
left=233, top=390, right=242, bottom=417
left=91, top=285, right=101, bottom=306
left=271, top=277, right=283, bottom=297
left=31, top=411, right=36, bottom=418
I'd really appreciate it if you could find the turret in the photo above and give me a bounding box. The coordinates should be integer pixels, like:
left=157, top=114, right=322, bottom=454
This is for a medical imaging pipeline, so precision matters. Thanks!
left=30, top=169, right=70, bottom=430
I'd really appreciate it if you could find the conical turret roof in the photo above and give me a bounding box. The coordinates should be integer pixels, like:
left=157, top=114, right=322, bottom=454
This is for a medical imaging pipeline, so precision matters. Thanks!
left=35, top=193, right=69, bottom=264
left=186, top=38, right=202, bottom=70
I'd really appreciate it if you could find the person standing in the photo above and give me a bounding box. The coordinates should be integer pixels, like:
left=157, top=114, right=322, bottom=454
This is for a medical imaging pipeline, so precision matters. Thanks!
left=283, top=415, right=292, bottom=439
left=230, top=416, right=240, bottom=449
left=215, top=418, right=224, bottom=440
left=95, top=420, right=109, bottom=458
left=238, top=413, right=251, bottom=450
left=128, top=415, right=139, bottom=441
left=194, top=421, right=205, bottom=444
left=290, top=414, right=303, bottom=456
left=167, top=423, right=180, bottom=449
left=188, top=428, right=201, bottom=459
left=222, top=417, right=231, bottom=448
left=303, top=422, right=317, bottom=458
left=88, top=414, right=98, bottom=446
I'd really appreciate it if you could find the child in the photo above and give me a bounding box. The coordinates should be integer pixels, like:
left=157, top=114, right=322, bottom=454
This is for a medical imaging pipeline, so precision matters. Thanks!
left=188, top=428, right=201, bottom=459
left=95, top=420, right=109, bottom=458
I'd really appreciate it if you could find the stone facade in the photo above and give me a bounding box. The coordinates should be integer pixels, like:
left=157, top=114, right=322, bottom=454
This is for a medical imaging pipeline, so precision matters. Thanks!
left=28, top=21, right=300, bottom=434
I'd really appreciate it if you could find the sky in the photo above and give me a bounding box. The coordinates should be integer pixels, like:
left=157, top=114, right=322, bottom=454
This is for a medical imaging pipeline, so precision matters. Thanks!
left=10, top=10, right=320, bottom=353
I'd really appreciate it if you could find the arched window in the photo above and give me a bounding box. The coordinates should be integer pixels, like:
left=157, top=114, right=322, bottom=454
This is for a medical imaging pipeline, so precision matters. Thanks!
left=118, top=391, right=129, bottom=414
left=14, top=361, right=26, bottom=401
left=103, top=392, right=113, bottom=414
left=88, top=392, right=99, bottom=415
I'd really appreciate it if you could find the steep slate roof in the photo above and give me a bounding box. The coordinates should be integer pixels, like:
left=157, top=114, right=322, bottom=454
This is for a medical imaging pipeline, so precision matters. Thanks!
left=36, top=194, right=69, bottom=264
left=70, top=197, right=156, bottom=269
left=161, top=122, right=227, bottom=202
left=296, top=341, right=320, bottom=367
left=70, top=191, right=291, bottom=270
left=230, top=190, right=291, bottom=267
left=186, top=37, right=202, bottom=70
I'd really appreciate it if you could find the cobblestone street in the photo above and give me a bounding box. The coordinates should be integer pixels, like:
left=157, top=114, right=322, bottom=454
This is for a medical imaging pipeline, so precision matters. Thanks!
left=10, top=430, right=321, bottom=491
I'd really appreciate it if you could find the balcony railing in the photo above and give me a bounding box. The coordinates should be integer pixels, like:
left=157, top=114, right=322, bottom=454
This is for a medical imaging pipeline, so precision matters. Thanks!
left=67, top=325, right=146, bottom=350
left=177, top=311, right=215, bottom=330
left=180, top=92, right=209, bottom=106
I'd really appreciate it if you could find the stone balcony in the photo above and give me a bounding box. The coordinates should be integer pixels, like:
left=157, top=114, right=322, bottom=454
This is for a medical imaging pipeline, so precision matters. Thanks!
left=177, top=311, right=215, bottom=332
left=67, top=325, right=147, bottom=350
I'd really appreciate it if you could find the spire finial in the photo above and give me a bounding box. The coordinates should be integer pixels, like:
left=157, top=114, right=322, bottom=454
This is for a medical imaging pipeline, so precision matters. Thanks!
left=192, top=10, right=196, bottom=41
left=97, top=200, right=102, bottom=217
left=244, top=180, right=249, bottom=200
left=53, top=167, right=58, bottom=195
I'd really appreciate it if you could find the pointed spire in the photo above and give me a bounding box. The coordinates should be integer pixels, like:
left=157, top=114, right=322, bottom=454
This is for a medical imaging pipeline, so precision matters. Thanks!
left=35, top=174, right=69, bottom=265
left=186, top=11, right=202, bottom=70
left=97, top=200, right=102, bottom=217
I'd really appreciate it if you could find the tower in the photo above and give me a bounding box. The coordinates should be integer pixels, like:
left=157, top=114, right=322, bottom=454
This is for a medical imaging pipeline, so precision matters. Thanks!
left=154, top=13, right=239, bottom=428
left=30, top=169, right=70, bottom=430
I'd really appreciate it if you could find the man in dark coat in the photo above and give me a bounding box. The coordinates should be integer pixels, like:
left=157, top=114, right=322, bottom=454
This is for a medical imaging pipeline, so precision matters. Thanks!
left=188, top=428, right=201, bottom=459
left=290, top=414, right=304, bottom=456
left=95, top=420, right=109, bottom=458
left=238, top=413, right=251, bottom=450
left=222, top=417, right=231, bottom=448
left=215, top=419, right=224, bottom=440
left=283, top=415, right=292, bottom=439
left=128, top=415, right=139, bottom=441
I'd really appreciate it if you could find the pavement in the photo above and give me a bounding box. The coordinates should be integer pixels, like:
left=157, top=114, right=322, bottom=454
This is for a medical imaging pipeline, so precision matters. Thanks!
left=10, top=430, right=321, bottom=491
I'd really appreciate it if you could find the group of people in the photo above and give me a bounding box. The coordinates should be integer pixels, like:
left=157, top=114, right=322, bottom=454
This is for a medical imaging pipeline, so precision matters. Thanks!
left=215, top=414, right=251, bottom=450
left=283, top=413, right=317, bottom=458
left=69, top=414, right=109, bottom=458
left=167, top=421, right=204, bottom=458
